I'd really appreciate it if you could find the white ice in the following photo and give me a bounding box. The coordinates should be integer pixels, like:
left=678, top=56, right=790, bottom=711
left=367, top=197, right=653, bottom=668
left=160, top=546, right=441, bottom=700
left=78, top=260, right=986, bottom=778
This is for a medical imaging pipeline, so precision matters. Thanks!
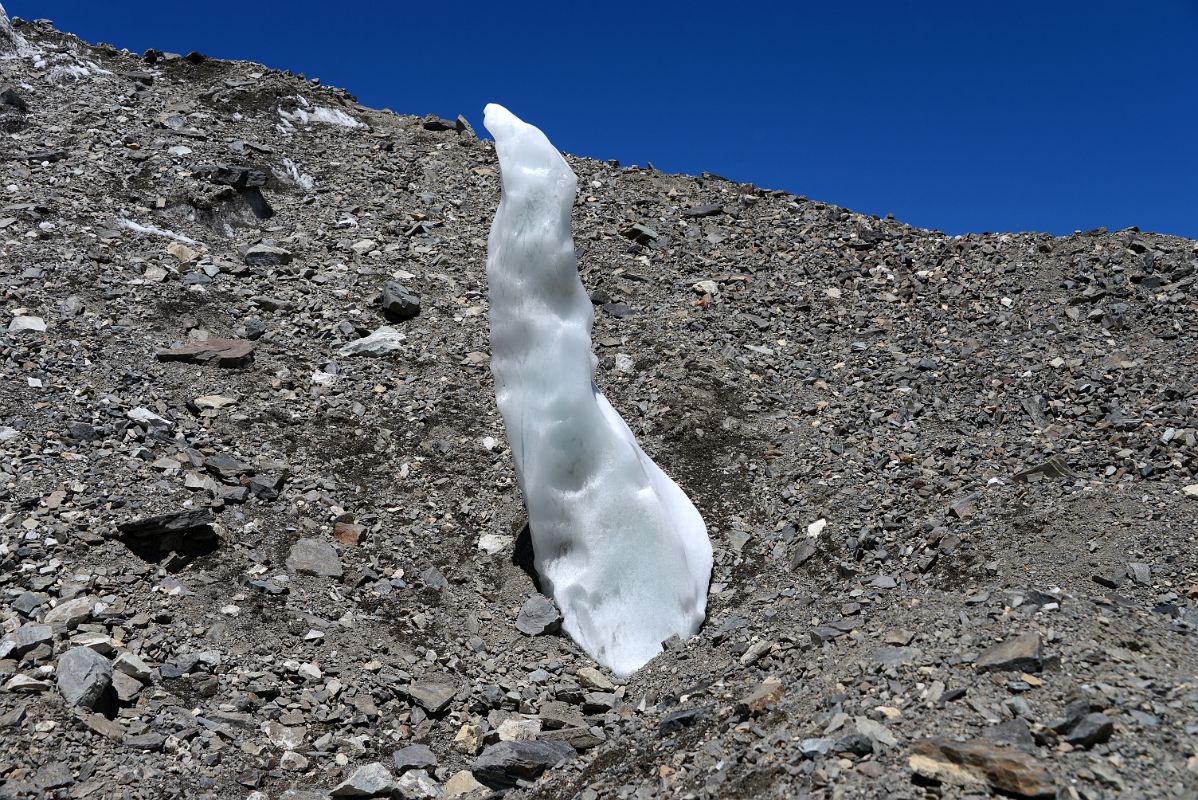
left=484, top=103, right=712, bottom=676
left=0, top=3, right=36, bottom=59
left=278, top=101, right=365, bottom=129
left=117, top=218, right=197, bottom=245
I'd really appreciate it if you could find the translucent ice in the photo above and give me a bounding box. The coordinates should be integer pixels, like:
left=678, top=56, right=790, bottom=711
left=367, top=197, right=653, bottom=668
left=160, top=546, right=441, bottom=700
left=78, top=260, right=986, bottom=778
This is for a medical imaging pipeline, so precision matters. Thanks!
left=484, top=104, right=712, bottom=676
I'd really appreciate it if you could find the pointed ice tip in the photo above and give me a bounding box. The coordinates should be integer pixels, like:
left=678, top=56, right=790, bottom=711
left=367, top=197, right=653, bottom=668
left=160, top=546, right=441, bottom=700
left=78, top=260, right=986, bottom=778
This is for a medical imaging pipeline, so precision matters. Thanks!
left=483, top=103, right=520, bottom=140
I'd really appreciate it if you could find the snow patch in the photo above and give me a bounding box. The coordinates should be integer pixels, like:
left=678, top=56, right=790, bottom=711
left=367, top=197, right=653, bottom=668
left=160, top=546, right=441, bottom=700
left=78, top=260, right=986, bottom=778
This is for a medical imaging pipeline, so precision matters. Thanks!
left=278, top=99, right=365, bottom=129
left=117, top=218, right=198, bottom=245
left=0, top=3, right=38, bottom=59
left=282, top=157, right=316, bottom=190
left=484, top=104, right=713, bottom=677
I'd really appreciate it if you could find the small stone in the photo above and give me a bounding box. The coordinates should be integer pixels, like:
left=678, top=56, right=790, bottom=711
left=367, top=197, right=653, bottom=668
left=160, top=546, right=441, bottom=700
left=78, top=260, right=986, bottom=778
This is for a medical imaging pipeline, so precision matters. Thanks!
left=496, top=716, right=542, bottom=741
left=576, top=666, right=614, bottom=691
left=112, top=652, right=152, bottom=682
left=8, top=316, right=46, bottom=334
left=125, top=732, right=165, bottom=751
left=339, top=326, right=406, bottom=356
left=736, top=676, right=784, bottom=716
left=975, top=633, right=1043, bottom=673
left=443, top=770, right=487, bottom=799
left=285, top=538, right=343, bottom=578
left=798, top=738, right=834, bottom=758
left=194, top=394, right=237, bottom=410
left=0, top=623, right=52, bottom=658
left=515, top=594, right=561, bottom=636
left=453, top=723, right=483, bottom=755
left=393, top=744, right=437, bottom=773
left=381, top=282, right=421, bottom=319
left=118, top=509, right=215, bottom=538
left=280, top=751, right=310, bottom=771
left=333, top=521, right=366, bottom=546
left=1063, top=712, right=1114, bottom=748
left=396, top=770, right=441, bottom=799
left=909, top=737, right=1053, bottom=797
left=477, top=533, right=512, bottom=555
left=56, top=646, right=112, bottom=709
left=1128, top=562, right=1152, bottom=586
left=406, top=682, right=456, bottom=714
left=156, top=338, right=254, bottom=367
left=331, top=762, right=395, bottom=796
left=244, top=243, right=293, bottom=266
left=539, top=700, right=586, bottom=730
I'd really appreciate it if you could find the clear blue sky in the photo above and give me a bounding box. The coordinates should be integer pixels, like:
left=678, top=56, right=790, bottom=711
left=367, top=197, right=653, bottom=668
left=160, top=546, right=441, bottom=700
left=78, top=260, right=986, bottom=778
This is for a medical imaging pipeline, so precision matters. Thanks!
left=12, top=1, right=1198, bottom=238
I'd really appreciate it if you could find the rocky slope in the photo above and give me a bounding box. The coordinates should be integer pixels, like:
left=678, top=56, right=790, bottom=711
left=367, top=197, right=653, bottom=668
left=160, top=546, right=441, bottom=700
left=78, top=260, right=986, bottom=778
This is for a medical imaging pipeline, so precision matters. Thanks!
left=0, top=12, right=1196, bottom=800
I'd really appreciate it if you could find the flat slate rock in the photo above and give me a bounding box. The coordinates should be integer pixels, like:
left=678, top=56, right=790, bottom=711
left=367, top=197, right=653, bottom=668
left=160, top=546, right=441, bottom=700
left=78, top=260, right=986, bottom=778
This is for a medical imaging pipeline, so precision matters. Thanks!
left=285, top=538, right=343, bottom=577
left=909, top=737, right=1053, bottom=797
left=471, top=740, right=575, bottom=789
left=975, top=633, right=1043, bottom=673
left=118, top=508, right=216, bottom=537
left=405, top=682, right=456, bottom=714
left=156, top=338, right=254, bottom=367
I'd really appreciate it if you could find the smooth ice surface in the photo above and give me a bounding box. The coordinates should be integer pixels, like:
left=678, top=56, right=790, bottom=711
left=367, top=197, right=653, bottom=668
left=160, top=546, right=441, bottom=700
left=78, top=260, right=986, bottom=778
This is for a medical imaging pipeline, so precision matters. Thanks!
left=484, top=104, right=713, bottom=676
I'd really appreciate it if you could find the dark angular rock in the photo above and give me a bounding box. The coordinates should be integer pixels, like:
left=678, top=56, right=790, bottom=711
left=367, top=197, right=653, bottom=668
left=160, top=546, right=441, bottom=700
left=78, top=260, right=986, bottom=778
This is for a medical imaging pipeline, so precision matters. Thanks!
left=1063, top=713, right=1114, bottom=748
left=515, top=594, right=561, bottom=636
left=835, top=733, right=874, bottom=757
left=381, top=281, right=421, bottom=320
left=243, top=243, right=293, bottom=266
left=659, top=706, right=708, bottom=734
left=393, top=744, right=437, bottom=772
left=118, top=509, right=216, bottom=538
left=0, top=88, right=27, bottom=112
left=57, top=647, right=112, bottom=708
left=471, top=740, right=575, bottom=789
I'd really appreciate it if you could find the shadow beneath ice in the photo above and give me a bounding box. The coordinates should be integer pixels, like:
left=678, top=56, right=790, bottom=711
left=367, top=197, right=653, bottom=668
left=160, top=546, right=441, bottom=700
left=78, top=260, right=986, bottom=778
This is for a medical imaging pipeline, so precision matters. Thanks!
left=511, top=519, right=544, bottom=594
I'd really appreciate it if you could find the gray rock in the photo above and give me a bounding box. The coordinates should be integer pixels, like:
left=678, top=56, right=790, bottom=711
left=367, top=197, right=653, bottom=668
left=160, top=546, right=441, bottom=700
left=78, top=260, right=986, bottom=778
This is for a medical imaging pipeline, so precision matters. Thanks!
left=975, top=633, right=1043, bottom=673
left=515, top=594, right=561, bottom=636
left=57, top=646, right=112, bottom=708
left=870, top=646, right=919, bottom=668
left=396, top=769, right=441, bottom=798
left=43, top=596, right=94, bottom=629
left=0, top=623, right=52, bottom=658
left=471, top=740, right=575, bottom=789
left=0, top=87, right=27, bottom=112
left=244, top=243, right=293, bottom=266
left=1128, top=562, right=1152, bottom=586
left=1063, top=712, right=1114, bottom=747
left=393, top=744, right=437, bottom=772
left=118, top=509, right=215, bottom=538
left=113, top=652, right=153, bottom=682
left=286, top=538, right=343, bottom=577
left=331, top=762, right=395, bottom=796
left=8, top=315, right=45, bottom=334
left=798, top=738, right=834, bottom=758
left=406, top=682, right=456, bottom=714
left=339, top=326, right=406, bottom=356
left=382, top=282, right=421, bottom=319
